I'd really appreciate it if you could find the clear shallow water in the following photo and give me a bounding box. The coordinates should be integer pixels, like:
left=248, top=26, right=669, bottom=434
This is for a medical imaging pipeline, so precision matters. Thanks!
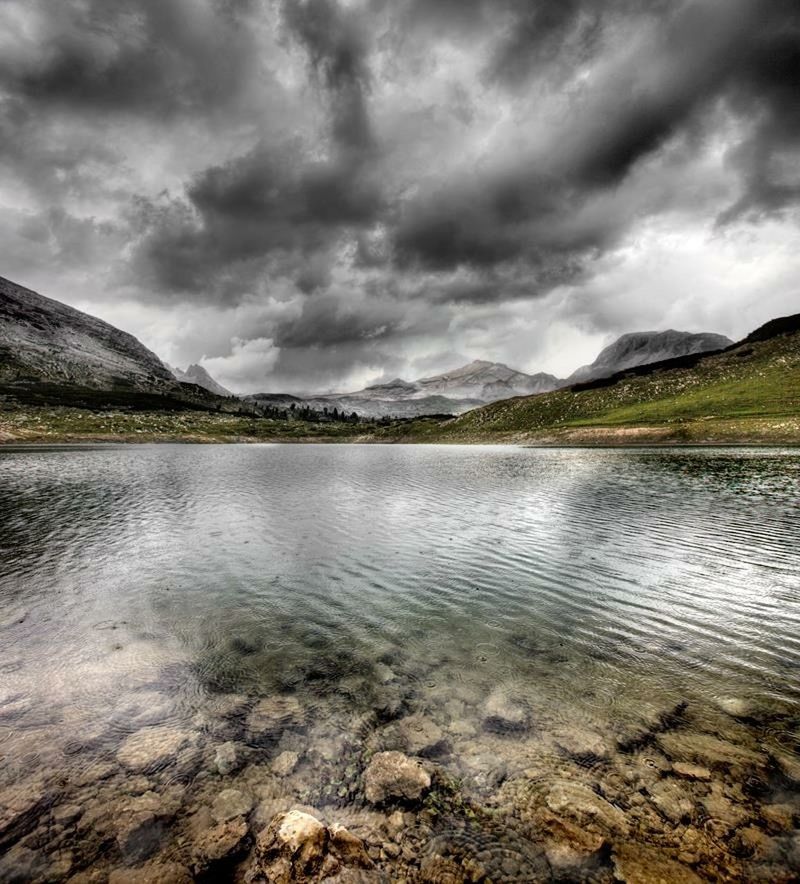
left=0, top=444, right=799, bottom=882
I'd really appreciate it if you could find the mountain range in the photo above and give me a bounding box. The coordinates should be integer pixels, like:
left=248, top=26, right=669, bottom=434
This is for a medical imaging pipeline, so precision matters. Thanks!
left=0, top=274, right=734, bottom=418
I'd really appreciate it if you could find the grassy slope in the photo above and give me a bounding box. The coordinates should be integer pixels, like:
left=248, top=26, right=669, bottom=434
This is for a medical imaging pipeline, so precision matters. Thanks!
left=385, top=320, right=800, bottom=445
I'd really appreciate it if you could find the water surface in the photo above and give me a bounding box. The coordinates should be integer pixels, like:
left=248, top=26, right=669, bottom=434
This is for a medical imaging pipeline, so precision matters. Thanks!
left=1, top=445, right=799, bottom=881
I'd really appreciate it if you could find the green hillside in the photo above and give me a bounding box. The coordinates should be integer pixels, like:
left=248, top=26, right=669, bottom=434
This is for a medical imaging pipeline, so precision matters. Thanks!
left=388, top=314, right=800, bottom=445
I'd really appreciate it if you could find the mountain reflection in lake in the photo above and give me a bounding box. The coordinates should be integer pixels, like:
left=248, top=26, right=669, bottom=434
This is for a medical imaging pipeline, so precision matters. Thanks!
left=0, top=444, right=799, bottom=882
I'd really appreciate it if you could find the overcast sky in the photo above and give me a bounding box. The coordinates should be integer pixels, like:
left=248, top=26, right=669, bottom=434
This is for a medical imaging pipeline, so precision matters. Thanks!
left=1, top=0, right=799, bottom=393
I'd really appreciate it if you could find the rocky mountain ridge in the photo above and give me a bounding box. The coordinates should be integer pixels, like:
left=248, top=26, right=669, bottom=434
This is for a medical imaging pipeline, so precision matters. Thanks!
left=567, top=330, right=733, bottom=385
left=170, top=363, right=233, bottom=398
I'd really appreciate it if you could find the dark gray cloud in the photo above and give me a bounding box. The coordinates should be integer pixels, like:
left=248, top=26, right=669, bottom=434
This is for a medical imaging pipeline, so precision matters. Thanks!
left=1, top=0, right=799, bottom=391
left=0, top=0, right=259, bottom=117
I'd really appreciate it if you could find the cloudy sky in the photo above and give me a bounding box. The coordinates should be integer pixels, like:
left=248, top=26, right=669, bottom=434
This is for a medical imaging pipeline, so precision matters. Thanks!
left=1, top=0, right=798, bottom=393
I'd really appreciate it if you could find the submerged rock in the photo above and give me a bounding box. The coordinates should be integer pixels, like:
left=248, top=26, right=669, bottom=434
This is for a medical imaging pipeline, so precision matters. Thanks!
left=191, top=817, right=249, bottom=875
left=483, top=687, right=530, bottom=733
left=116, top=727, right=193, bottom=773
left=213, top=741, right=241, bottom=776
left=116, top=812, right=167, bottom=863
left=613, top=842, right=704, bottom=884
left=249, top=809, right=372, bottom=882
left=272, top=750, right=300, bottom=777
left=0, top=782, right=50, bottom=850
left=647, top=780, right=694, bottom=824
left=383, top=714, right=449, bottom=757
left=715, top=697, right=755, bottom=719
left=246, top=696, right=305, bottom=745
left=364, top=751, right=431, bottom=805
left=211, top=788, right=253, bottom=823
left=546, top=781, right=629, bottom=835
left=672, top=762, right=712, bottom=781
left=657, top=731, right=767, bottom=775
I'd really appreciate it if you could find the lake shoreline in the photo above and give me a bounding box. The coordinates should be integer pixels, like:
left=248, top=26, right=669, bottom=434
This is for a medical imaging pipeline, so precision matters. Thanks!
left=3, top=404, right=799, bottom=447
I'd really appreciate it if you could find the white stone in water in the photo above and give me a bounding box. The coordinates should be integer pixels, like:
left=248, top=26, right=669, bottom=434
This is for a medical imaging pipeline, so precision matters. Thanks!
left=715, top=697, right=753, bottom=718
left=364, top=751, right=431, bottom=804
left=211, top=789, right=252, bottom=822
left=272, top=750, right=299, bottom=777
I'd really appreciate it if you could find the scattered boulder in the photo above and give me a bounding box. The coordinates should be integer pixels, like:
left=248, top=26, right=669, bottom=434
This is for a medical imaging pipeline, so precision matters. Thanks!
left=364, top=752, right=431, bottom=805
left=483, top=687, right=529, bottom=733
left=246, top=696, right=305, bottom=745
left=329, top=825, right=372, bottom=868
left=52, top=803, right=82, bottom=826
left=116, top=727, right=193, bottom=774
left=211, top=788, right=253, bottom=823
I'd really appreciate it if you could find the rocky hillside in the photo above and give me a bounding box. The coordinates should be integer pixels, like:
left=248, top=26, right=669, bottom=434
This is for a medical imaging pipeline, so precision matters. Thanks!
left=398, top=314, right=800, bottom=444
left=0, top=276, right=246, bottom=412
left=568, top=330, right=732, bottom=384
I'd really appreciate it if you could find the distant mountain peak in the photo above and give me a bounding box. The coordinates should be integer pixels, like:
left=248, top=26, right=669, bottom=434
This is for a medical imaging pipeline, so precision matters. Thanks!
left=169, top=363, right=233, bottom=397
left=568, top=329, right=733, bottom=384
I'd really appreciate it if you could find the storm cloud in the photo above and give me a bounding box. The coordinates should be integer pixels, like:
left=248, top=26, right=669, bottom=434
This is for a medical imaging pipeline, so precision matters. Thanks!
left=1, top=0, right=799, bottom=392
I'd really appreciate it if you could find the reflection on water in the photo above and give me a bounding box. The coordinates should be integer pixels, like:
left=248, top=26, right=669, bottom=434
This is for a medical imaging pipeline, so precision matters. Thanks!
left=0, top=444, right=799, bottom=882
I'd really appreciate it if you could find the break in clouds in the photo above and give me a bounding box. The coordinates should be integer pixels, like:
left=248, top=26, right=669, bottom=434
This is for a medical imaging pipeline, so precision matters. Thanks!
left=1, top=0, right=799, bottom=392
